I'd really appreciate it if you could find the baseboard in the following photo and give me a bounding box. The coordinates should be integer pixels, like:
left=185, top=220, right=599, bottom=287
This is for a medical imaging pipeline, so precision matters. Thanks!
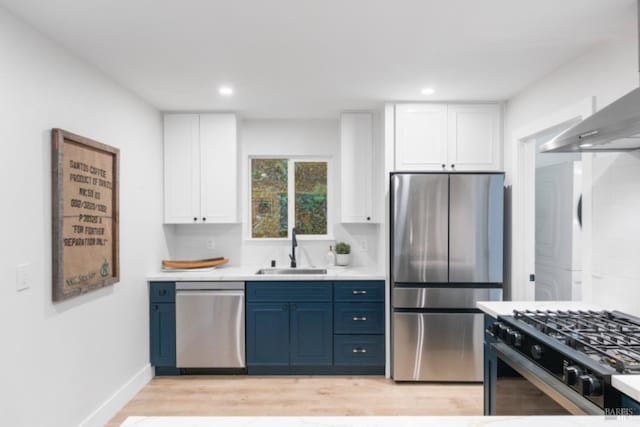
left=79, top=363, right=153, bottom=427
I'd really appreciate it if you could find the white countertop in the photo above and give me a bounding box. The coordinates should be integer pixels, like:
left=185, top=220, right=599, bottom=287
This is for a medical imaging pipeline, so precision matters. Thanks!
left=121, top=416, right=640, bottom=426
left=477, top=300, right=606, bottom=319
left=477, top=300, right=640, bottom=405
left=147, top=266, right=385, bottom=281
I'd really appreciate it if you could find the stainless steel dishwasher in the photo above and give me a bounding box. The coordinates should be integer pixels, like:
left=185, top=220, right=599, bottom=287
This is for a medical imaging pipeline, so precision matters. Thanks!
left=175, top=281, right=245, bottom=369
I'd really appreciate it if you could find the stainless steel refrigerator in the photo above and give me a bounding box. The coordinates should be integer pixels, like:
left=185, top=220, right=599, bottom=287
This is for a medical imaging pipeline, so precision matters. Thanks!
left=391, top=172, right=504, bottom=382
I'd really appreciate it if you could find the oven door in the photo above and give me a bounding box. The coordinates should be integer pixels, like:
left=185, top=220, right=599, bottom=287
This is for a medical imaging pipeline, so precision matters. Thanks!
left=491, top=343, right=603, bottom=415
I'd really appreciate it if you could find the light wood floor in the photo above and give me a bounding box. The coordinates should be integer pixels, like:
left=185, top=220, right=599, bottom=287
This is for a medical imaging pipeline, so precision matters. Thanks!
left=107, top=376, right=482, bottom=426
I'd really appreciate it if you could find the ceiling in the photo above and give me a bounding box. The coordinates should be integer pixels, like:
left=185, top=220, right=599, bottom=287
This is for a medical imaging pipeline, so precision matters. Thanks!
left=1, top=0, right=636, bottom=117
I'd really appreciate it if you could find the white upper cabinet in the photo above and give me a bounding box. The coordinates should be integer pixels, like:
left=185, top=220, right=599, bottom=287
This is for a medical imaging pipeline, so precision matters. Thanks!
left=394, top=103, right=501, bottom=171
left=164, top=114, right=201, bottom=223
left=199, top=114, right=238, bottom=223
left=341, top=112, right=375, bottom=223
left=447, top=104, right=501, bottom=171
left=395, top=104, right=447, bottom=171
left=164, top=113, right=238, bottom=224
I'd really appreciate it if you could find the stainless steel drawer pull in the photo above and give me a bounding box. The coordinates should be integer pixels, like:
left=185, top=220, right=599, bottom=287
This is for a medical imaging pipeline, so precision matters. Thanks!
left=352, top=290, right=367, bottom=295
left=352, top=348, right=367, bottom=354
left=352, top=316, right=367, bottom=321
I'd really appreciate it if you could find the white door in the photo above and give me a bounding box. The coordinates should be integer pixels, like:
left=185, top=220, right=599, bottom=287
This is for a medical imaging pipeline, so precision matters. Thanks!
left=394, top=104, right=447, bottom=171
left=199, top=114, right=238, bottom=223
left=535, top=161, right=582, bottom=300
left=341, top=112, right=373, bottom=222
left=447, top=104, right=501, bottom=171
left=164, top=114, right=200, bottom=223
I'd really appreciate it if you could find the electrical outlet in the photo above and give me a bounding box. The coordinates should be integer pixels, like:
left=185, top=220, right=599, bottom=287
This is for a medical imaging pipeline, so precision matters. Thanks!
left=16, top=263, right=30, bottom=291
left=206, top=239, right=216, bottom=250
left=359, top=239, right=368, bottom=252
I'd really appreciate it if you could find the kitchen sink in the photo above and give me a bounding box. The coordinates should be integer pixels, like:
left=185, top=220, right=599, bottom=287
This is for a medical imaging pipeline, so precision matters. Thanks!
left=255, top=268, right=327, bottom=275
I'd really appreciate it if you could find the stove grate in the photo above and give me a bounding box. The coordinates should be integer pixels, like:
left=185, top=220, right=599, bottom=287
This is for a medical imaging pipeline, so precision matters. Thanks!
left=513, top=310, right=640, bottom=373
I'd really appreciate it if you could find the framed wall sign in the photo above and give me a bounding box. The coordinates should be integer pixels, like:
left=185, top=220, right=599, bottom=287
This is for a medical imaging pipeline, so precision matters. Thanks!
left=52, top=129, right=120, bottom=302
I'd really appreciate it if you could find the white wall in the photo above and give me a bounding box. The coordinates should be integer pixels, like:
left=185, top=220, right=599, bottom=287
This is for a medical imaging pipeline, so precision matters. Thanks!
left=505, top=25, right=640, bottom=314
left=0, top=7, right=166, bottom=427
left=167, top=119, right=383, bottom=270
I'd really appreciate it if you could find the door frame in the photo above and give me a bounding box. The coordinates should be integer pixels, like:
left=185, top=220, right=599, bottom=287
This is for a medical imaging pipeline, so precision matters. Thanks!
left=510, top=97, right=595, bottom=301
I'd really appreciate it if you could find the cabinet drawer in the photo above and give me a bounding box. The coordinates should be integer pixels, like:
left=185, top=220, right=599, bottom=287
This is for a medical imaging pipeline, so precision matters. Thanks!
left=247, top=282, right=332, bottom=302
left=334, top=303, right=384, bottom=334
left=150, top=282, right=175, bottom=303
left=334, top=335, right=384, bottom=366
left=334, top=281, right=384, bottom=302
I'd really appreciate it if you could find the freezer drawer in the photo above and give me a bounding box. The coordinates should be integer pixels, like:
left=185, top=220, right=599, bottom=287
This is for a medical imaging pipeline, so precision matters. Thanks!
left=392, top=312, right=483, bottom=381
left=393, top=287, right=502, bottom=309
left=176, top=289, right=245, bottom=368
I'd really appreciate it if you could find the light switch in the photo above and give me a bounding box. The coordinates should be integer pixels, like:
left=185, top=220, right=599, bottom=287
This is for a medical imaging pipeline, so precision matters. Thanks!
left=16, top=263, right=30, bottom=291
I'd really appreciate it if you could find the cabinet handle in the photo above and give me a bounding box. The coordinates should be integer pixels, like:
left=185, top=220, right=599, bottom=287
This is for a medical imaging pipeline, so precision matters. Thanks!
left=352, top=290, right=367, bottom=295
left=352, top=316, right=367, bottom=321
left=193, top=217, right=198, bottom=222
left=159, top=289, right=167, bottom=296
left=352, top=348, right=367, bottom=354
left=202, top=217, right=206, bottom=222
left=451, top=164, right=455, bottom=169
left=366, top=216, right=371, bottom=221
left=441, top=164, right=446, bottom=169
left=154, top=305, right=159, bottom=311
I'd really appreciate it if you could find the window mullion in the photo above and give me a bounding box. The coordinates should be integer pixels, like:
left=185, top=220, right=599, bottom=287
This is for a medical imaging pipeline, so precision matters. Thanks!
left=288, top=159, right=295, bottom=236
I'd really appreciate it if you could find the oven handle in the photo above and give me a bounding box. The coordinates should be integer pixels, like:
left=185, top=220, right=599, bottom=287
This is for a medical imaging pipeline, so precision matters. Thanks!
left=491, top=343, right=603, bottom=416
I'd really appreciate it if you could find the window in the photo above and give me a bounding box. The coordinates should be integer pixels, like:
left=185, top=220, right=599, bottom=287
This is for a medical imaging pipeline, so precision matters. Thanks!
left=251, top=158, right=328, bottom=238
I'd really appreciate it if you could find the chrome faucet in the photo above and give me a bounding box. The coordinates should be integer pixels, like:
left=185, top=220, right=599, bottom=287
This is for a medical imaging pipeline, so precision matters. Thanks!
left=289, top=227, right=298, bottom=268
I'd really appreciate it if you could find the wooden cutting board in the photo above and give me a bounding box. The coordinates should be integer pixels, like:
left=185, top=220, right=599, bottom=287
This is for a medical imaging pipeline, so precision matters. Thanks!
left=162, top=257, right=229, bottom=269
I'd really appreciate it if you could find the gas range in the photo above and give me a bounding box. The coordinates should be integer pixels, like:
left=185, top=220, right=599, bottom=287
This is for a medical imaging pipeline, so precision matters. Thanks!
left=492, top=309, right=640, bottom=412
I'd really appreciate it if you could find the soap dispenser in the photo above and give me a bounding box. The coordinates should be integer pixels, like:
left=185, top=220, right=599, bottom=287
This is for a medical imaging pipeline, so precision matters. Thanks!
left=326, top=245, right=335, bottom=267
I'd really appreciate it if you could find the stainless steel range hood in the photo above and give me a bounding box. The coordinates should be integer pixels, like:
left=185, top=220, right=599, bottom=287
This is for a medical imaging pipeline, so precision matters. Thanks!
left=540, top=88, right=640, bottom=153
left=540, top=1, right=640, bottom=153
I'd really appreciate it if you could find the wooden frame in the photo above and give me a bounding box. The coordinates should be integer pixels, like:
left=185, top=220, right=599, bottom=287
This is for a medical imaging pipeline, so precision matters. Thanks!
left=52, top=129, right=120, bottom=302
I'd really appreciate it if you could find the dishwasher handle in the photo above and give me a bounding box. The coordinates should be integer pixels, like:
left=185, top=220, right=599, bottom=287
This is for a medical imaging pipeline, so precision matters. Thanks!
left=176, top=281, right=244, bottom=291
left=176, top=290, right=244, bottom=298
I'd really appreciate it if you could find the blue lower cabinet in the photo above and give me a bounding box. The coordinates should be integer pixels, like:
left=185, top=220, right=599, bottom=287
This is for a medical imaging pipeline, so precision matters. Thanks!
left=246, top=280, right=386, bottom=375
left=483, top=315, right=497, bottom=415
left=150, top=302, right=177, bottom=373
left=149, top=282, right=178, bottom=375
left=334, top=335, right=384, bottom=366
left=290, top=302, right=333, bottom=366
left=246, top=303, right=290, bottom=366
left=334, top=302, right=384, bottom=334
left=622, top=395, right=640, bottom=415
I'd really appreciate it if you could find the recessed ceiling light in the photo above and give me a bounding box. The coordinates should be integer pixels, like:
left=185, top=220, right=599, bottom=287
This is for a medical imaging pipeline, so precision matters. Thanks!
left=421, top=87, right=435, bottom=95
left=218, top=86, right=234, bottom=96
left=579, top=143, right=593, bottom=148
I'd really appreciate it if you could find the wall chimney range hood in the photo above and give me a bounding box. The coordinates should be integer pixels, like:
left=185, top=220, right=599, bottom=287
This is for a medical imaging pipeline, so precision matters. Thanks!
left=540, top=1, right=640, bottom=153
left=540, top=88, right=640, bottom=153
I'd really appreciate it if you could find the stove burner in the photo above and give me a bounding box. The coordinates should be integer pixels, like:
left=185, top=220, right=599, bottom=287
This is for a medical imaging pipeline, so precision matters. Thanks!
left=513, top=310, right=640, bottom=374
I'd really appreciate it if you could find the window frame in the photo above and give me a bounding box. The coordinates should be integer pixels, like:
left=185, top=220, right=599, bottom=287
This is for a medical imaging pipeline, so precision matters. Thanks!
left=247, top=156, right=333, bottom=240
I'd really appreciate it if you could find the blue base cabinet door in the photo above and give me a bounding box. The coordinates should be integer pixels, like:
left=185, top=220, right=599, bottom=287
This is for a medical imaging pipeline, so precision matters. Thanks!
left=150, top=302, right=176, bottom=367
left=483, top=314, right=497, bottom=415
left=247, top=302, right=290, bottom=366
left=149, top=282, right=178, bottom=375
left=290, top=302, right=333, bottom=366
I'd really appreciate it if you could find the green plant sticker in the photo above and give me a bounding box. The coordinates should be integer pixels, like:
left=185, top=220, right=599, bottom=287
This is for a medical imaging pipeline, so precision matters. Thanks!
left=100, top=260, right=110, bottom=277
